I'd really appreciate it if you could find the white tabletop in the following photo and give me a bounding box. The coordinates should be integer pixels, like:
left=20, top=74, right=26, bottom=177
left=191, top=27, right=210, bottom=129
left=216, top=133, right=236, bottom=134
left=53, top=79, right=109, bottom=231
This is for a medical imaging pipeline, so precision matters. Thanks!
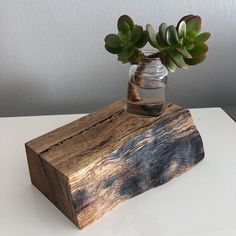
left=1, top=108, right=236, bottom=236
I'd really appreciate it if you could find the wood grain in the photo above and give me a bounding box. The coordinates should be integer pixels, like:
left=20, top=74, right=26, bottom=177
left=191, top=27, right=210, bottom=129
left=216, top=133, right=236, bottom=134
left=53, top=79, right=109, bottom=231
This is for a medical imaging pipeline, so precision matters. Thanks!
left=25, top=99, right=204, bottom=229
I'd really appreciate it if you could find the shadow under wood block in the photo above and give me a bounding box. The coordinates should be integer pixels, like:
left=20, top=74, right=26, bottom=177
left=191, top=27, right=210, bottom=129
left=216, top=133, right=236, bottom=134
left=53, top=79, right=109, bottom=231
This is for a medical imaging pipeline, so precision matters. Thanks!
left=25, top=99, right=204, bottom=229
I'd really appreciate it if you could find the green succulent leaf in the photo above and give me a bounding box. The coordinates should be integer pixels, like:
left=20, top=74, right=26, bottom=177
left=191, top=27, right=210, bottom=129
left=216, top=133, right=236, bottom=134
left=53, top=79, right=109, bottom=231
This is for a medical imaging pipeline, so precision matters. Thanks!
left=177, top=14, right=194, bottom=28
left=184, top=55, right=206, bottom=65
left=194, top=32, right=211, bottom=46
left=186, top=15, right=202, bottom=37
left=105, top=34, right=122, bottom=48
left=105, top=44, right=122, bottom=54
left=131, top=26, right=143, bottom=43
left=118, top=31, right=129, bottom=41
left=159, top=23, right=169, bottom=47
left=185, top=42, right=194, bottom=50
left=175, top=47, right=192, bottom=58
left=189, top=44, right=208, bottom=58
left=156, top=33, right=164, bottom=48
left=166, top=25, right=180, bottom=46
left=118, top=22, right=130, bottom=34
left=166, top=48, right=187, bottom=68
left=118, top=45, right=136, bottom=63
left=160, top=51, right=176, bottom=72
left=135, top=31, right=148, bottom=48
left=118, top=15, right=134, bottom=31
left=146, top=24, right=159, bottom=48
left=177, top=20, right=186, bottom=38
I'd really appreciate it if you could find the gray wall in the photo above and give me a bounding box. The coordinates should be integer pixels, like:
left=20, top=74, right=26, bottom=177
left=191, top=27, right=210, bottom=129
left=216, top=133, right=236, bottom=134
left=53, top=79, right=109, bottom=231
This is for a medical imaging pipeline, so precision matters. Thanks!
left=0, top=0, right=236, bottom=117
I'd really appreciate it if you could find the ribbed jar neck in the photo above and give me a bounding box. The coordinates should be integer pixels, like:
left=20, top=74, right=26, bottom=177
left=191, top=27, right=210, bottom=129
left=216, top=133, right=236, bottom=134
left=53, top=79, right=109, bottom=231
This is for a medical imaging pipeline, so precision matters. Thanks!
left=130, top=51, right=168, bottom=80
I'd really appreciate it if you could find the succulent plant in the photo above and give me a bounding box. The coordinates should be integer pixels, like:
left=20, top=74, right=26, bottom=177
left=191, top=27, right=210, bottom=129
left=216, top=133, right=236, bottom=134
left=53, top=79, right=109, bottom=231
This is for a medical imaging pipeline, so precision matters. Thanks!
left=105, top=15, right=148, bottom=64
left=147, top=15, right=210, bottom=72
left=105, top=15, right=210, bottom=72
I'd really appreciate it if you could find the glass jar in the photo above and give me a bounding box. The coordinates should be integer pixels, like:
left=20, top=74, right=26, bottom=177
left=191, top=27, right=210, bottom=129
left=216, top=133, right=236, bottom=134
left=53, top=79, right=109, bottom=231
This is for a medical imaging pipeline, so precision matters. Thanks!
left=126, top=51, right=168, bottom=117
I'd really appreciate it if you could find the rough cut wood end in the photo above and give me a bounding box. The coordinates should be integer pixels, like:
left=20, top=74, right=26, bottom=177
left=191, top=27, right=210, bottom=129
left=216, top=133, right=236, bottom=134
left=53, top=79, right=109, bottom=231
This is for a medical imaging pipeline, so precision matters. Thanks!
left=25, top=99, right=204, bottom=229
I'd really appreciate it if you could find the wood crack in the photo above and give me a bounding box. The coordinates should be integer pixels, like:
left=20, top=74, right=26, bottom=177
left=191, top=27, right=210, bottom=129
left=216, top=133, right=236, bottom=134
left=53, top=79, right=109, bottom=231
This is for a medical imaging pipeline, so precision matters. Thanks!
left=39, top=109, right=125, bottom=155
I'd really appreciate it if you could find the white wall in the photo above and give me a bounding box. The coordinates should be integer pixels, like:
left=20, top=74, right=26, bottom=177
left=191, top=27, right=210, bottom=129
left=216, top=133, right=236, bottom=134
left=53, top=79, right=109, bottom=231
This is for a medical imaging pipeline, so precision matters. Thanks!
left=0, top=0, right=236, bottom=116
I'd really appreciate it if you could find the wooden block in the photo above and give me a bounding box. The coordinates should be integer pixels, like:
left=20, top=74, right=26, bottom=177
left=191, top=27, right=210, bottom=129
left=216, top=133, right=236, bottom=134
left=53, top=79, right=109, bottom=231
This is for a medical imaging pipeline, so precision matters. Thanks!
left=25, top=99, right=204, bottom=229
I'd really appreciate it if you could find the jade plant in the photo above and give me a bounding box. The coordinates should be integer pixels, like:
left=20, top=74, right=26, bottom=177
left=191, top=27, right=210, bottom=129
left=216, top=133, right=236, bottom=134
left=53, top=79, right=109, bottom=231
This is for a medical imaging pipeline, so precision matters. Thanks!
left=104, top=14, right=210, bottom=72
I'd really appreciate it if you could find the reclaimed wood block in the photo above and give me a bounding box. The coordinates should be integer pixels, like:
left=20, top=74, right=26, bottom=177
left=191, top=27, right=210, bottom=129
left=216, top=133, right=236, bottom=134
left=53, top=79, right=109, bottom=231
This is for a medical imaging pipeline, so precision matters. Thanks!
left=25, top=99, right=204, bottom=229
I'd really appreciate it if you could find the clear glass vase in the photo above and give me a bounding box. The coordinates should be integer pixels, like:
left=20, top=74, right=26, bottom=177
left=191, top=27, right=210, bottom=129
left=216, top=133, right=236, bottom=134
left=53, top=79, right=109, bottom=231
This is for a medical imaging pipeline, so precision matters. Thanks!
left=126, top=52, right=168, bottom=117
